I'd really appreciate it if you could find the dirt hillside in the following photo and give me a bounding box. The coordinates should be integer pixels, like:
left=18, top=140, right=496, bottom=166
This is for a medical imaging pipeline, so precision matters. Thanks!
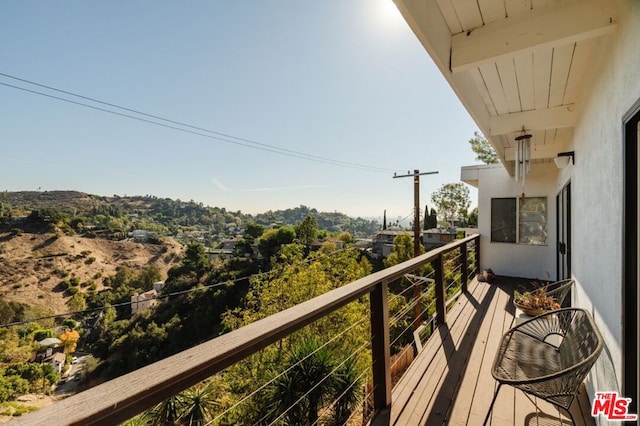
left=0, top=231, right=184, bottom=315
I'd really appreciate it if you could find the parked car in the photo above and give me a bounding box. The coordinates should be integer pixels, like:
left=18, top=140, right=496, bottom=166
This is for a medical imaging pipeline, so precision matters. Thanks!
left=74, top=373, right=81, bottom=381
left=71, top=356, right=78, bottom=364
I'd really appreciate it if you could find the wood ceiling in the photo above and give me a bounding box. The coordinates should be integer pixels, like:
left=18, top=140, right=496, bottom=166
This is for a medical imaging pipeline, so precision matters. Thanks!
left=395, top=0, right=617, bottom=170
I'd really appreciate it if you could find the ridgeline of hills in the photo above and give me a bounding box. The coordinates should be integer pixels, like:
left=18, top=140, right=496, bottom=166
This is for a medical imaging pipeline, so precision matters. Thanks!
left=0, top=190, right=381, bottom=241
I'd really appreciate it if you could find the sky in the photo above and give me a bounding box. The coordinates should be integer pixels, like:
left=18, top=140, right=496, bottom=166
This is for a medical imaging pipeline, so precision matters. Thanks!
left=1, top=1, right=481, bottom=221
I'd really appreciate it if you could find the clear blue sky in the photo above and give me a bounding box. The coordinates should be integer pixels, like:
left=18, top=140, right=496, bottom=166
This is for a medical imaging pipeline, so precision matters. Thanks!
left=1, top=1, right=480, bottom=220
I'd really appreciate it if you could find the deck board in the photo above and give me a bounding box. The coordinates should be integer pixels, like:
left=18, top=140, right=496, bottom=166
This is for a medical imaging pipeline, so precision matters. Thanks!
left=380, top=276, right=596, bottom=426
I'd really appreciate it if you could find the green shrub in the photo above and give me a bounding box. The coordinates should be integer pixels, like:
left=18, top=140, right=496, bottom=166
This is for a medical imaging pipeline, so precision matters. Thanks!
left=53, top=269, right=69, bottom=278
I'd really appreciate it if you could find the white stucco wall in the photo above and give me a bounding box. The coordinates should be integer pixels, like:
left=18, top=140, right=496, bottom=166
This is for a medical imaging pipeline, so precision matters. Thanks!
left=460, top=2, right=639, bottom=409
left=463, top=163, right=559, bottom=280
left=566, top=0, right=640, bottom=402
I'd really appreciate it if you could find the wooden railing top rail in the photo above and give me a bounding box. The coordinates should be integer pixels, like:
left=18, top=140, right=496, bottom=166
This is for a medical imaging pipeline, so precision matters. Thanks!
left=16, top=234, right=479, bottom=426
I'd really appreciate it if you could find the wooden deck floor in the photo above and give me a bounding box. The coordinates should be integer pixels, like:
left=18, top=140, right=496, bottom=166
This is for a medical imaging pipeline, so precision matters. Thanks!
left=374, top=277, right=595, bottom=426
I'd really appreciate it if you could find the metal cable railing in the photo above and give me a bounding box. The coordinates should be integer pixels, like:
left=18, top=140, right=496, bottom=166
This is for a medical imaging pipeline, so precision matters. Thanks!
left=16, top=235, right=480, bottom=426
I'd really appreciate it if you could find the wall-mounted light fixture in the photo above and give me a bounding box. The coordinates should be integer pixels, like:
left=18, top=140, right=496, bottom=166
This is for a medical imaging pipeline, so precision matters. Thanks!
left=554, top=151, right=575, bottom=169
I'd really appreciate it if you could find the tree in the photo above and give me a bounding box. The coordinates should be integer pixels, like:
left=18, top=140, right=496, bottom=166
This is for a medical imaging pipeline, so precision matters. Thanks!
left=383, top=210, right=387, bottom=230
left=469, top=131, right=498, bottom=164
left=257, top=226, right=296, bottom=260
left=423, top=205, right=429, bottom=231
left=59, top=329, right=80, bottom=354
left=467, top=207, right=478, bottom=227
left=178, top=381, right=217, bottom=426
left=427, top=208, right=438, bottom=230
left=244, top=222, right=265, bottom=241
left=267, top=338, right=337, bottom=425
left=67, top=293, right=87, bottom=313
left=183, top=243, right=210, bottom=278
left=384, top=233, right=419, bottom=268
left=296, top=215, right=318, bottom=247
left=431, top=183, right=471, bottom=226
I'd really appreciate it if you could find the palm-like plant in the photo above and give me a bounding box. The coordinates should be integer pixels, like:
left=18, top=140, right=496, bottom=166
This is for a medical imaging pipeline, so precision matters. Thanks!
left=268, top=338, right=336, bottom=425
left=145, top=394, right=182, bottom=426
left=177, top=381, right=217, bottom=426
left=326, top=356, right=362, bottom=426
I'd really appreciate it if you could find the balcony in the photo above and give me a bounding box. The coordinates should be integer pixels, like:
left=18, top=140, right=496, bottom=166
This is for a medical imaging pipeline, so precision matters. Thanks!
left=15, top=234, right=595, bottom=425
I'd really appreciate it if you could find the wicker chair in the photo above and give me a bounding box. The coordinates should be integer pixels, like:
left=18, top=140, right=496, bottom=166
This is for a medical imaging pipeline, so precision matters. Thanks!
left=544, top=278, right=574, bottom=306
left=484, top=308, right=603, bottom=425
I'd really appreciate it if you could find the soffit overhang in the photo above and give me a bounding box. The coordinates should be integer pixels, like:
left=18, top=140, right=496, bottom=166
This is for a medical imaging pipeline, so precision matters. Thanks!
left=395, top=0, right=617, bottom=174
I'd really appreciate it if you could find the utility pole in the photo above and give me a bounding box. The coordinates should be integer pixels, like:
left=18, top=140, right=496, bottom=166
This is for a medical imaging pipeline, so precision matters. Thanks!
left=393, top=170, right=439, bottom=256
left=394, top=169, right=439, bottom=329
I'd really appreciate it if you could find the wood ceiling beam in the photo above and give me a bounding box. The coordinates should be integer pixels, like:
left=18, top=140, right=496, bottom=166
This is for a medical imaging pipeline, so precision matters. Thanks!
left=504, top=144, right=561, bottom=161
left=489, top=105, right=576, bottom=135
left=451, top=0, right=616, bottom=73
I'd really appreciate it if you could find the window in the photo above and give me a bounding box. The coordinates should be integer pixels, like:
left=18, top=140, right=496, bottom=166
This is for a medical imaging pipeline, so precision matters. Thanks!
left=491, top=197, right=547, bottom=245
left=491, top=198, right=516, bottom=243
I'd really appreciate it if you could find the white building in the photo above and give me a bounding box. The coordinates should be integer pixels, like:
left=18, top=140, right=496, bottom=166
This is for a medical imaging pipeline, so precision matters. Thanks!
left=131, top=289, right=158, bottom=316
left=396, top=0, right=639, bottom=417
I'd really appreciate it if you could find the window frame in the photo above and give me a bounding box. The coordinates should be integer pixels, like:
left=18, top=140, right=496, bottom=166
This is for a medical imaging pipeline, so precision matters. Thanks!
left=490, top=196, right=548, bottom=245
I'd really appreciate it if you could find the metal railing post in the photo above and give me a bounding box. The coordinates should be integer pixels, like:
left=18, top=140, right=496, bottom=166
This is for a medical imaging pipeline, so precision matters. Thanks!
left=475, top=235, right=481, bottom=275
left=461, top=243, right=468, bottom=293
left=370, top=279, right=391, bottom=413
left=433, top=254, right=446, bottom=325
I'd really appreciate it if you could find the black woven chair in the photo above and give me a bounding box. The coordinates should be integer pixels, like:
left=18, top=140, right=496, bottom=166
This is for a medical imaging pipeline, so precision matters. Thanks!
left=484, top=308, right=603, bottom=425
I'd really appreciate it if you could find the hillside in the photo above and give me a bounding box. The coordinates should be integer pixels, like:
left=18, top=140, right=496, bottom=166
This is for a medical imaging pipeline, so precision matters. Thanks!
left=0, top=231, right=184, bottom=316
left=0, top=190, right=381, bottom=317
left=1, top=191, right=381, bottom=239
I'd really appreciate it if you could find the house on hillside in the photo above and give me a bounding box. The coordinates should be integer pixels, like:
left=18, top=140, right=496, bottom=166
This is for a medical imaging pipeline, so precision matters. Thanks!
left=395, top=0, right=639, bottom=414
left=129, top=229, right=158, bottom=242
left=422, top=227, right=457, bottom=251
left=33, top=345, right=66, bottom=374
left=131, top=289, right=158, bottom=316
left=372, top=230, right=407, bottom=259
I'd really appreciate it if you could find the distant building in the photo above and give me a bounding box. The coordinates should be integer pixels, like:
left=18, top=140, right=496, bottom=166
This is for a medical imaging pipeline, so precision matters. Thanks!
left=33, top=346, right=65, bottom=373
left=422, top=227, right=458, bottom=251
left=372, top=230, right=408, bottom=259
left=129, top=230, right=158, bottom=242
left=131, top=289, right=158, bottom=316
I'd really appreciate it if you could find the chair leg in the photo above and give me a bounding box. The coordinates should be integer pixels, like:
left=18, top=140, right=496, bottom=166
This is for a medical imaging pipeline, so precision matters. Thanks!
left=483, top=383, right=502, bottom=426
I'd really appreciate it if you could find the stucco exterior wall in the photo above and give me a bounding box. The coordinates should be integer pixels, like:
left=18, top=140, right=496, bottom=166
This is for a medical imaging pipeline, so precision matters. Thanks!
left=467, top=163, right=559, bottom=280
left=566, top=0, right=640, bottom=400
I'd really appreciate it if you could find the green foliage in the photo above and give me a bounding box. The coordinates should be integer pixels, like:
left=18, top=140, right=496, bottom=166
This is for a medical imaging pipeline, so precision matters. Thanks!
left=216, top=248, right=370, bottom=423
left=254, top=205, right=380, bottom=238
left=295, top=214, right=318, bottom=247
left=266, top=338, right=340, bottom=425
left=0, top=300, right=27, bottom=325
left=384, top=233, right=423, bottom=268
left=431, top=183, right=471, bottom=225
left=0, top=401, right=39, bottom=416
left=257, top=226, right=296, bottom=261
left=467, top=207, right=478, bottom=227
left=244, top=222, right=265, bottom=240
left=1, top=363, right=58, bottom=396
left=0, top=202, right=11, bottom=225
left=67, top=292, right=87, bottom=312
left=469, top=131, right=498, bottom=164
left=0, top=375, right=30, bottom=403
left=33, top=329, right=53, bottom=342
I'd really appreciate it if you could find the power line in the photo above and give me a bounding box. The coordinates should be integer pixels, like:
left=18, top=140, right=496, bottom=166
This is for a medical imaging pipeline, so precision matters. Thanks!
left=0, top=246, right=355, bottom=328
left=0, top=73, right=395, bottom=174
